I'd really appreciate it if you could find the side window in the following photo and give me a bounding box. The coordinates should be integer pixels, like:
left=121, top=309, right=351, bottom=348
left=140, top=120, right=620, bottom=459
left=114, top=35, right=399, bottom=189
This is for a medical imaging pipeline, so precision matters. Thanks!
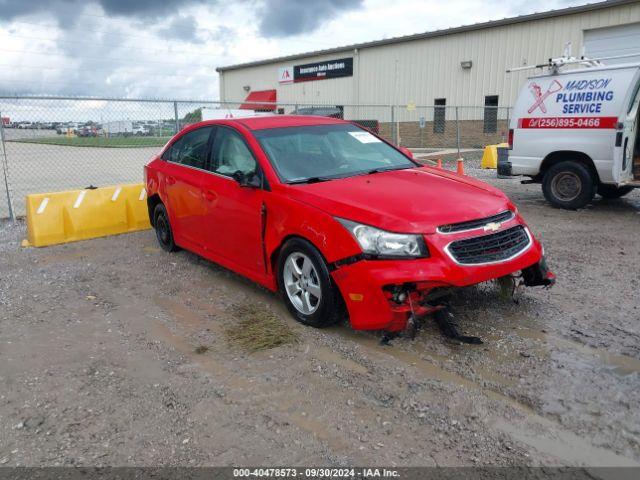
left=169, top=138, right=183, bottom=164
left=628, top=78, right=640, bottom=115
left=170, top=127, right=212, bottom=169
left=211, top=127, right=258, bottom=177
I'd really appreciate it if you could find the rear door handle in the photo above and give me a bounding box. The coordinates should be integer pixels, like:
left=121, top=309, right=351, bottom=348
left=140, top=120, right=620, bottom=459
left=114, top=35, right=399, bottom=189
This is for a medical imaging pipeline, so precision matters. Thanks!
left=166, top=176, right=176, bottom=186
left=203, top=190, right=216, bottom=202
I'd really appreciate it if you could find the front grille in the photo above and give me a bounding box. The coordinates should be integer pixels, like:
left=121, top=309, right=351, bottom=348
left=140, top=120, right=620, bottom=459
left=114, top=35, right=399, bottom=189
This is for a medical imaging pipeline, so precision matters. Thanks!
left=438, top=210, right=514, bottom=234
left=447, top=225, right=530, bottom=265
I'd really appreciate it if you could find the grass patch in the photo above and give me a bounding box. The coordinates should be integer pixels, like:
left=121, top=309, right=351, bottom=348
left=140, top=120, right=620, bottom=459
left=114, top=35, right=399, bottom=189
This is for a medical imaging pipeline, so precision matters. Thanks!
left=225, top=303, right=299, bottom=353
left=9, top=136, right=171, bottom=148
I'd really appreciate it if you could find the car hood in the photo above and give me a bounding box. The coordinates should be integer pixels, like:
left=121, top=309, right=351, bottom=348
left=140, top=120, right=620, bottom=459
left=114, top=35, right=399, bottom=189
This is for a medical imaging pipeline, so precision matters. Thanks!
left=286, top=166, right=512, bottom=234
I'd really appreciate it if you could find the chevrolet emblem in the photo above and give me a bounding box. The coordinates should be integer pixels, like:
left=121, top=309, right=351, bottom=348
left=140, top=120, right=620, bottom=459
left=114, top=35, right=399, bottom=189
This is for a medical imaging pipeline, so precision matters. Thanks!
left=483, top=222, right=501, bottom=232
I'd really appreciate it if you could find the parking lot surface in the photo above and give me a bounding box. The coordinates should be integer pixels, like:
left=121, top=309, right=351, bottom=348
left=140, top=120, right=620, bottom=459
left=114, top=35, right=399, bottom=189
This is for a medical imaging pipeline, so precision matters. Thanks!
left=1, top=137, right=155, bottom=218
left=1, top=161, right=639, bottom=467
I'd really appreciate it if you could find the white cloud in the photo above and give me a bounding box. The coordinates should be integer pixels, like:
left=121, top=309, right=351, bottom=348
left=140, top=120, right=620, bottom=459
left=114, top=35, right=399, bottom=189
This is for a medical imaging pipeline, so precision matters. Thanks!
left=0, top=0, right=590, bottom=99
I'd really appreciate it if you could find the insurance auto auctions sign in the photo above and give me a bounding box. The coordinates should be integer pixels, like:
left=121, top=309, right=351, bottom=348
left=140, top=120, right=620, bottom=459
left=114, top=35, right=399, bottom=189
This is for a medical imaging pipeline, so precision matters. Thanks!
left=278, top=58, right=353, bottom=84
left=516, top=69, right=635, bottom=129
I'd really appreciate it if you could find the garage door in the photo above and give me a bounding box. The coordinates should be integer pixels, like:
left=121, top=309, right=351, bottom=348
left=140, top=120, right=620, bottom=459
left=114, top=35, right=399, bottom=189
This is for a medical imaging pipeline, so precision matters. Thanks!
left=584, top=23, right=640, bottom=64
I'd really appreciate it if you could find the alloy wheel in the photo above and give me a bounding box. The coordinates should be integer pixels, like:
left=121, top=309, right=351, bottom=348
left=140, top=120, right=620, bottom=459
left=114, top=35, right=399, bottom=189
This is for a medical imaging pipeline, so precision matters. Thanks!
left=283, top=252, right=322, bottom=314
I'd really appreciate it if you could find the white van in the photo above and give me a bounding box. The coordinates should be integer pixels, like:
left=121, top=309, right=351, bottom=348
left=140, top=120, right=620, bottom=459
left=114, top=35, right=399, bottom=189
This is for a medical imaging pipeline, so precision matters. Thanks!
left=504, top=62, right=640, bottom=209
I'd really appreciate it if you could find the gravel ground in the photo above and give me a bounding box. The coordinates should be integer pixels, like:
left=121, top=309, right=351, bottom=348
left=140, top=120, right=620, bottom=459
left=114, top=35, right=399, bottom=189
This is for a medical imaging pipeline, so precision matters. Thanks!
left=1, top=161, right=639, bottom=468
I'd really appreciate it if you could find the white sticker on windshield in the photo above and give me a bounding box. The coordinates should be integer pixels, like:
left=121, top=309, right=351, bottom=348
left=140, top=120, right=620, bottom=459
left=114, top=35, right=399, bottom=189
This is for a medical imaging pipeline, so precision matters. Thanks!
left=348, top=131, right=381, bottom=143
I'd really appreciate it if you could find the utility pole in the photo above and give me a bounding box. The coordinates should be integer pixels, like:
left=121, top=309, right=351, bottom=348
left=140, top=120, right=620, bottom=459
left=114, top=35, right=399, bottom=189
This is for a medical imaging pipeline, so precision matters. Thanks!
left=0, top=110, right=15, bottom=222
left=173, top=101, right=180, bottom=134
left=394, top=59, right=400, bottom=145
left=455, top=107, right=461, bottom=159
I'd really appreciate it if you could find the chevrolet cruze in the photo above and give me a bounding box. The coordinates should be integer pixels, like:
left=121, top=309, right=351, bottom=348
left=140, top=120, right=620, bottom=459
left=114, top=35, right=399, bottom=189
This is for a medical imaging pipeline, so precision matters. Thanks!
left=144, top=115, right=554, bottom=334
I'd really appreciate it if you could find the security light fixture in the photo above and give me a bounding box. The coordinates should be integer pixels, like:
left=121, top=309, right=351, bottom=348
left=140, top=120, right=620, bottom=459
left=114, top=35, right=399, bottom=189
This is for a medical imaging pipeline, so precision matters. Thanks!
left=461, top=60, right=473, bottom=69
left=243, top=85, right=251, bottom=92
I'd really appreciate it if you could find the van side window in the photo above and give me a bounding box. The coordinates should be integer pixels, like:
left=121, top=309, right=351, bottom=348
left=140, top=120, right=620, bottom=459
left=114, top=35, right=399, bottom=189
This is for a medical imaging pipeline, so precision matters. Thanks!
left=484, top=95, right=499, bottom=133
left=628, top=79, right=640, bottom=115
left=210, top=127, right=258, bottom=178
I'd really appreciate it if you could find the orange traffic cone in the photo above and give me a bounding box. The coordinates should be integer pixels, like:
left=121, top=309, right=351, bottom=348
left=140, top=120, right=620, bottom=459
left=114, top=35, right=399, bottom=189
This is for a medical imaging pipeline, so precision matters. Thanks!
left=456, top=158, right=465, bottom=175
left=436, top=158, right=442, bottom=169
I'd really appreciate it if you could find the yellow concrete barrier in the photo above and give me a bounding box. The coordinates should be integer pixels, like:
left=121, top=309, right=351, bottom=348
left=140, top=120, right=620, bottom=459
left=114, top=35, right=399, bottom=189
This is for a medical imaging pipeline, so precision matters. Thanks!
left=24, top=183, right=151, bottom=247
left=481, top=142, right=509, bottom=169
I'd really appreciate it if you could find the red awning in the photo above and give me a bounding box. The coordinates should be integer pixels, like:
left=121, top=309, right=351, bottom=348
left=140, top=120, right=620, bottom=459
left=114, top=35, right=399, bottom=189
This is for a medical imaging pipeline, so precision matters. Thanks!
left=239, top=89, right=277, bottom=111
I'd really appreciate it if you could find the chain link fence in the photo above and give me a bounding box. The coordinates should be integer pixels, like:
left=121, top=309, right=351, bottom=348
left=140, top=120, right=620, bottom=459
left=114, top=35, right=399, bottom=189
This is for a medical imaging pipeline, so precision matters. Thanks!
left=0, top=96, right=511, bottom=219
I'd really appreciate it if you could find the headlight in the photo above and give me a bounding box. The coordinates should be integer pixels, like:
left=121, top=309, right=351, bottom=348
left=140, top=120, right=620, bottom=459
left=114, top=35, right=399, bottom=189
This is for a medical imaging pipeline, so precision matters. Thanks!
left=336, top=218, right=429, bottom=258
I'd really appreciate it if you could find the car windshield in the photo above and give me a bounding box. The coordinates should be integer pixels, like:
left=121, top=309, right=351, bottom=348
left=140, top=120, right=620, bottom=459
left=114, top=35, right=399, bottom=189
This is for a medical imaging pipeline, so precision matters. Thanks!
left=253, top=124, right=416, bottom=183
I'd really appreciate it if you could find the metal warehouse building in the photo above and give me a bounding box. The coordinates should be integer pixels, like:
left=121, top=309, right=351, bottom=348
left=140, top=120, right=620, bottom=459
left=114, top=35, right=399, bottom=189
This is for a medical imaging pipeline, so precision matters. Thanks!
left=217, top=0, right=640, bottom=147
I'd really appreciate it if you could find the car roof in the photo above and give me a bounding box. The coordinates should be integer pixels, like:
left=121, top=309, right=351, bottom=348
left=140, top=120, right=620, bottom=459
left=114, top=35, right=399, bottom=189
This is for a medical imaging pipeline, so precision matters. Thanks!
left=199, top=115, right=349, bottom=131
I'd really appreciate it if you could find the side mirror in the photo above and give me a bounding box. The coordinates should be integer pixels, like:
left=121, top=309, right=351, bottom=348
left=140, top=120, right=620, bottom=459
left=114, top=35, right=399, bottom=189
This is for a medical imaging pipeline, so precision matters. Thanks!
left=399, top=146, right=414, bottom=159
left=233, top=171, right=262, bottom=188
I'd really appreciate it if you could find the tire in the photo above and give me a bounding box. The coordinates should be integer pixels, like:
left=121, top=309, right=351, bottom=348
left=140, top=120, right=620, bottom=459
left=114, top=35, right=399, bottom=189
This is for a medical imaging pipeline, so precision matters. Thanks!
left=597, top=184, right=634, bottom=199
left=542, top=161, right=596, bottom=210
left=153, top=203, right=179, bottom=252
left=277, top=238, right=343, bottom=328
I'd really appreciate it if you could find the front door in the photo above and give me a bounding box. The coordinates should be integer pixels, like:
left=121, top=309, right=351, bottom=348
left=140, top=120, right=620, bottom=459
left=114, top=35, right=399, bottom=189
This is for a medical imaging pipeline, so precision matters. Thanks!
left=202, top=126, right=265, bottom=275
left=162, top=126, right=214, bottom=247
left=616, top=77, right=640, bottom=183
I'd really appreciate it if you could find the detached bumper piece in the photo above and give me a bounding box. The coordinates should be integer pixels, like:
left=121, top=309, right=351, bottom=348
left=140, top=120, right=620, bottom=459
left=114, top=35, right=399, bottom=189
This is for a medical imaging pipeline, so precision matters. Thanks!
left=378, top=257, right=555, bottom=344
left=522, top=256, right=555, bottom=287
left=380, top=283, right=482, bottom=344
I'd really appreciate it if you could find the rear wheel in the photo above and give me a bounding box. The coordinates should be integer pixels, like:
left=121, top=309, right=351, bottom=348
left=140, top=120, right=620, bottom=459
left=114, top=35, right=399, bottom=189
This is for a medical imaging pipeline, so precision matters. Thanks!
left=542, top=161, right=595, bottom=210
left=153, top=203, right=179, bottom=252
left=277, top=238, right=343, bottom=328
left=597, top=184, right=634, bottom=199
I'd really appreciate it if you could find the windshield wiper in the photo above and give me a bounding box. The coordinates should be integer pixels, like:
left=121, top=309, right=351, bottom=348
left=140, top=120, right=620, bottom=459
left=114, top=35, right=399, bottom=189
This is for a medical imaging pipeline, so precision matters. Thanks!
left=287, top=176, right=332, bottom=185
left=365, top=166, right=411, bottom=175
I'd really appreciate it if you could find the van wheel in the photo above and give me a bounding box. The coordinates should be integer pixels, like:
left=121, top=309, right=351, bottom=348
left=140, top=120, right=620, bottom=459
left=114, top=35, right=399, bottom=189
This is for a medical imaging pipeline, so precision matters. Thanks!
left=153, top=204, right=179, bottom=252
left=542, top=161, right=595, bottom=210
left=598, top=185, right=634, bottom=199
left=277, top=238, right=343, bottom=328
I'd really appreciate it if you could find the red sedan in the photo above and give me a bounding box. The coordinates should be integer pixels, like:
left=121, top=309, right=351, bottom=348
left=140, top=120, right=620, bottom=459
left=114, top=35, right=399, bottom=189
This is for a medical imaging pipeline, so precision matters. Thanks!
left=144, top=115, right=554, bottom=336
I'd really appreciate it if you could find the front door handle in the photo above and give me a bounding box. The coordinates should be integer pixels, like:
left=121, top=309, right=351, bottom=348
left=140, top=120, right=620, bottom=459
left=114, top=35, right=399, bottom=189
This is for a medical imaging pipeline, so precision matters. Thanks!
left=203, top=190, right=216, bottom=202
left=166, top=176, right=176, bottom=186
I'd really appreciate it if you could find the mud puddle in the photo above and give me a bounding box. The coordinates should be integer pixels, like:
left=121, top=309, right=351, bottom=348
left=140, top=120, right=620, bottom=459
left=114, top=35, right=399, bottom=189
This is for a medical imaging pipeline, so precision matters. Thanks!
left=489, top=417, right=639, bottom=467
left=330, top=326, right=640, bottom=466
left=514, top=327, right=640, bottom=377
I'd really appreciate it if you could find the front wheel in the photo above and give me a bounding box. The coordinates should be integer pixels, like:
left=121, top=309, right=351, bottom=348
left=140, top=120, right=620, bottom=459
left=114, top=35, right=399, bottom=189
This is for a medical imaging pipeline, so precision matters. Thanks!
left=542, top=161, right=595, bottom=210
left=277, top=238, right=343, bottom=328
left=597, top=184, right=634, bottom=199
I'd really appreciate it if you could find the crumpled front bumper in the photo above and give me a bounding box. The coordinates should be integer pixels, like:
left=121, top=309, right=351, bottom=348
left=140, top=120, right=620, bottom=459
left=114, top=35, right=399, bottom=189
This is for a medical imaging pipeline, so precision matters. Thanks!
left=330, top=225, right=553, bottom=332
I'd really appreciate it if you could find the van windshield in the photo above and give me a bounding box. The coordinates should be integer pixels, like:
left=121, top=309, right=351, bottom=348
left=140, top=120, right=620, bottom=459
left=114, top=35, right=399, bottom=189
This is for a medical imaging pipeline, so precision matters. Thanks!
left=253, top=124, right=416, bottom=184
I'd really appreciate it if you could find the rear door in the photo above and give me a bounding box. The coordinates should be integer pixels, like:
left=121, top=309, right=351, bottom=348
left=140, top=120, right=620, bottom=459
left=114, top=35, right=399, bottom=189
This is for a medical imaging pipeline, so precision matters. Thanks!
left=616, top=75, right=640, bottom=183
left=201, top=126, right=266, bottom=274
left=161, top=126, right=214, bottom=247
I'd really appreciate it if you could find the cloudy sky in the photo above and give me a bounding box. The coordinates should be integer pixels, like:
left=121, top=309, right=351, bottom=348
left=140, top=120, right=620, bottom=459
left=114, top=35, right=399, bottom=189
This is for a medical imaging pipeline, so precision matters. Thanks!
left=0, top=0, right=588, bottom=100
